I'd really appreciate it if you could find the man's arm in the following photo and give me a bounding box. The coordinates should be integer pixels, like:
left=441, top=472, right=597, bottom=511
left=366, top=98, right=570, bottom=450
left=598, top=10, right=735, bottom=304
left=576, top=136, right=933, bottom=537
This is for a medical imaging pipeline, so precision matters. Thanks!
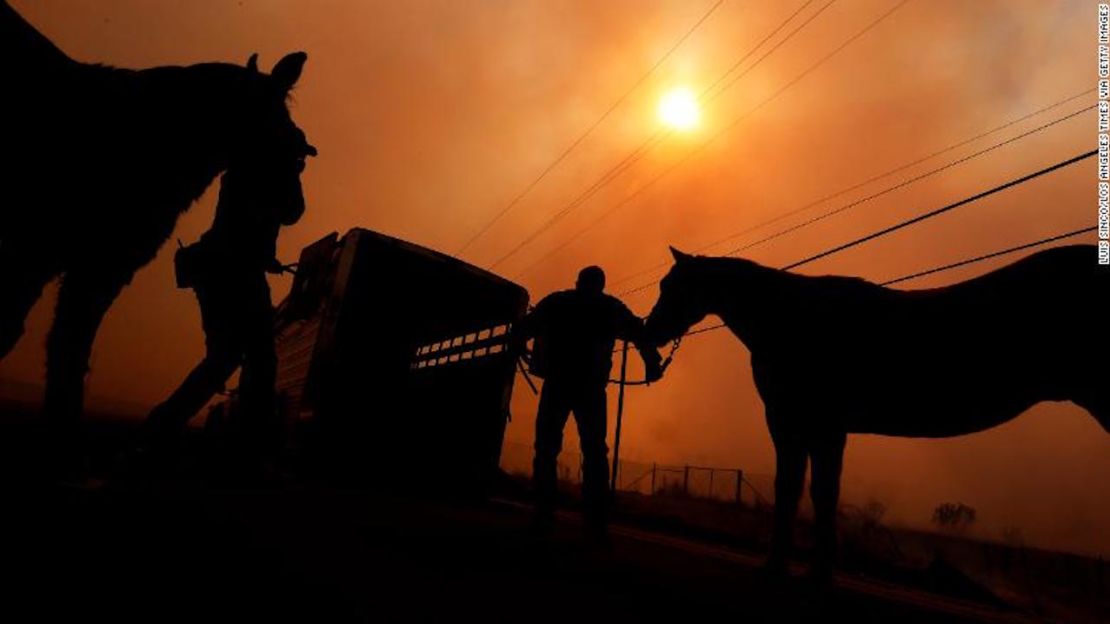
left=510, top=298, right=545, bottom=356
left=614, top=301, right=663, bottom=382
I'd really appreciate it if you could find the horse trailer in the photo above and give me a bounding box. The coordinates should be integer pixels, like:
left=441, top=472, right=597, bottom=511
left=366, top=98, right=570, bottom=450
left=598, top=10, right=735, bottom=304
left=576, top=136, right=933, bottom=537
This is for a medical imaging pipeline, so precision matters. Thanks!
left=270, top=228, right=529, bottom=488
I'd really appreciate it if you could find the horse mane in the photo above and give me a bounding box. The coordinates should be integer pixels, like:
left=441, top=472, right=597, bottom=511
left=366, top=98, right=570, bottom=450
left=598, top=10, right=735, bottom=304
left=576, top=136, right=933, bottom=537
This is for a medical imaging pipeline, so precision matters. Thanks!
left=703, top=245, right=1098, bottom=316
left=4, top=5, right=270, bottom=253
left=701, top=254, right=884, bottom=300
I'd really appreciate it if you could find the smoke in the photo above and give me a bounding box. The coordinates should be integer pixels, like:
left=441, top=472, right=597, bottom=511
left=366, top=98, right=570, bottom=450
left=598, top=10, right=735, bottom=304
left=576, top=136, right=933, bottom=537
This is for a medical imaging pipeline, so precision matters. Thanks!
left=3, top=0, right=1105, bottom=555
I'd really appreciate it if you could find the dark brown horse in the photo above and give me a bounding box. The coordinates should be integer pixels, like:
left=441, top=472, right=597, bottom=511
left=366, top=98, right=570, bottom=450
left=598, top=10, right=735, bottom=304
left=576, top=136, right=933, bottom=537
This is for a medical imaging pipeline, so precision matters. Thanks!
left=644, top=245, right=1108, bottom=576
left=0, top=2, right=314, bottom=452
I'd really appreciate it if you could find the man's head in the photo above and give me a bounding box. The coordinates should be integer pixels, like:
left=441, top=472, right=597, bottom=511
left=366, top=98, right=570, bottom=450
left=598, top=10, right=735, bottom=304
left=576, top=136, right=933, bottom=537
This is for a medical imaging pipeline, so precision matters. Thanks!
left=576, top=265, right=606, bottom=295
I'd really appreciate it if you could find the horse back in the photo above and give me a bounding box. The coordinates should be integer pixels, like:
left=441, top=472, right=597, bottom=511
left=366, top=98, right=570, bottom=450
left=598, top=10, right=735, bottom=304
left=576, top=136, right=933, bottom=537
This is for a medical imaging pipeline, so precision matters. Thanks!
left=753, top=245, right=1106, bottom=434
left=763, top=245, right=1106, bottom=390
left=903, top=245, right=1102, bottom=305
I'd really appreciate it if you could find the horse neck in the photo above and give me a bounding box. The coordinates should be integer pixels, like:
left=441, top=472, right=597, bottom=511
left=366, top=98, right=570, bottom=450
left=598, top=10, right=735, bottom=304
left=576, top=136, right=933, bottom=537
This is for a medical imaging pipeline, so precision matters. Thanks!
left=87, top=64, right=251, bottom=203
left=134, top=65, right=244, bottom=177
left=3, top=1, right=73, bottom=71
left=697, top=257, right=794, bottom=349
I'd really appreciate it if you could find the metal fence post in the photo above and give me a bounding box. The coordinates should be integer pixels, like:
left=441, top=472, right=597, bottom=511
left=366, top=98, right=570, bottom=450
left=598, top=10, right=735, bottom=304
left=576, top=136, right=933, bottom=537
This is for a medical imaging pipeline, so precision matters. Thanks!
left=736, top=469, right=744, bottom=506
left=683, top=465, right=689, bottom=496
left=650, top=462, right=657, bottom=495
left=708, top=469, right=715, bottom=500
left=610, top=341, right=629, bottom=498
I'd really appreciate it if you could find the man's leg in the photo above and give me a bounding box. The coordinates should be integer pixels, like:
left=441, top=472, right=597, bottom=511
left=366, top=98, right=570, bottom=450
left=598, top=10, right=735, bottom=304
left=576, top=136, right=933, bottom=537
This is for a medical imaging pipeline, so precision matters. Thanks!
left=236, top=276, right=279, bottom=460
left=145, top=286, right=241, bottom=444
left=574, top=383, right=610, bottom=536
left=145, top=354, right=240, bottom=441
left=533, top=380, right=571, bottom=527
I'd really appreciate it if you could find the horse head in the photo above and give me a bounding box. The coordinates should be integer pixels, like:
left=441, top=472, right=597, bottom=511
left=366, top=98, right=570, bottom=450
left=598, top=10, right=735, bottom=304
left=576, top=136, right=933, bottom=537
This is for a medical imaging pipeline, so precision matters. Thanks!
left=644, top=246, right=712, bottom=345
left=224, top=52, right=318, bottom=225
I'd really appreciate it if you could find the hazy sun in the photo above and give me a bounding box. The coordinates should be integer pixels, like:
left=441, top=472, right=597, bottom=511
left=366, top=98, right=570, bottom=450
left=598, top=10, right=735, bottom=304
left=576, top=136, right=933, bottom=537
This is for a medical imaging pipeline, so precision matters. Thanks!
left=658, top=87, right=700, bottom=131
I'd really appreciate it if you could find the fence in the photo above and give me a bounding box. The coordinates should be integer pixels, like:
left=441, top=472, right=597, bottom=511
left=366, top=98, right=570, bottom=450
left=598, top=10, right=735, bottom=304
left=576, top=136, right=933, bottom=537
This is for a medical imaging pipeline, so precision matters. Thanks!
left=501, top=441, right=770, bottom=507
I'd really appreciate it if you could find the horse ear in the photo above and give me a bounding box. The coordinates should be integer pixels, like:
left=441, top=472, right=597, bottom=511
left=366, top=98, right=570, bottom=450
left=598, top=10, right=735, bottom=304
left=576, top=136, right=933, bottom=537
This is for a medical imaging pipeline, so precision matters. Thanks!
left=670, top=246, right=692, bottom=263
left=271, top=51, right=308, bottom=92
left=246, top=53, right=259, bottom=72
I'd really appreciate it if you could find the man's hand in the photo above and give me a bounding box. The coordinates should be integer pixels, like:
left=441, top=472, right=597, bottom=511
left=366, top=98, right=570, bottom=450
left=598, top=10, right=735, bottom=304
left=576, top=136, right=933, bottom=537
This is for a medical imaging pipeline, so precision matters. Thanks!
left=507, top=332, right=530, bottom=360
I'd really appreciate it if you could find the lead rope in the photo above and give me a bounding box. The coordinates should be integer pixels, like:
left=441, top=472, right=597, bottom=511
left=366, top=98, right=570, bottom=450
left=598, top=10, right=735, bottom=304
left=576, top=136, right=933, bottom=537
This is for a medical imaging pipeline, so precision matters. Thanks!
left=516, top=334, right=684, bottom=396
left=607, top=335, right=683, bottom=385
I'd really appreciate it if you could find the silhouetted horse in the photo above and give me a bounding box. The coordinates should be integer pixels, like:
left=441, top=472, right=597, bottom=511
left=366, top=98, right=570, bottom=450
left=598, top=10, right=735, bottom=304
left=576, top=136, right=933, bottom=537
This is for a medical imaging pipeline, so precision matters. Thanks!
left=644, top=245, right=1108, bottom=576
left=0, top=2, right=314, bottom=448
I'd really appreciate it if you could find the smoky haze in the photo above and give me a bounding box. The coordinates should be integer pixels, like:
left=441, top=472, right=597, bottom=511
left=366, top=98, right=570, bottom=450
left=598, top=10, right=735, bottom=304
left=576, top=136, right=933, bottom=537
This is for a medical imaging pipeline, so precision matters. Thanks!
left=1, top=0, right=1106, bottom=555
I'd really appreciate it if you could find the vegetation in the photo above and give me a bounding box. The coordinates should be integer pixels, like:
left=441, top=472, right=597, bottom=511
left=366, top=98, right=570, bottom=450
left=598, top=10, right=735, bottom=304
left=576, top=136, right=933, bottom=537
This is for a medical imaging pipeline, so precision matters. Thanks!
left=931, top=502, right=977, bottom=534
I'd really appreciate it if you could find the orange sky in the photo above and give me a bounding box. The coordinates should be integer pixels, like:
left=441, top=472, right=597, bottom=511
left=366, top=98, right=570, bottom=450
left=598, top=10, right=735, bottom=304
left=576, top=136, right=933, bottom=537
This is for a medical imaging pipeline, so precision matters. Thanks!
left=3, top=0, right=1107, bottom=555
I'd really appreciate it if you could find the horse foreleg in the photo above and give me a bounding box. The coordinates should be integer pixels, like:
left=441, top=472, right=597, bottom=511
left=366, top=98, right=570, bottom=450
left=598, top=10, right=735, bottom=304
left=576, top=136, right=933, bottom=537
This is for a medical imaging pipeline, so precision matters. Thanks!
left=809, top=432, right=846, bottom=579
left=0, top=246, right=58, bottom=359
left=43, top=267, right=130, bottom=456
left=767, top=437, right=807, bottom=573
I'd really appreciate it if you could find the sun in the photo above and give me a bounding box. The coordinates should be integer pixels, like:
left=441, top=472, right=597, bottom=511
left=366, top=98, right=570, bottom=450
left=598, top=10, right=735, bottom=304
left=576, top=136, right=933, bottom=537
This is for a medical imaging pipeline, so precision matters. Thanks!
left=658, top=87, right=700, bottom=131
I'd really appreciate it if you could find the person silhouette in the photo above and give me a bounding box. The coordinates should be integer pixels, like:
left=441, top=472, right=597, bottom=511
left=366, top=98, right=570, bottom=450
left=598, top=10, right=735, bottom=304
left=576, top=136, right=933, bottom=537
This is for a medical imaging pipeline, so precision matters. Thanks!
left=142, top=135, right=315, bottom=466
left=513, top=266, right=662, bottom=539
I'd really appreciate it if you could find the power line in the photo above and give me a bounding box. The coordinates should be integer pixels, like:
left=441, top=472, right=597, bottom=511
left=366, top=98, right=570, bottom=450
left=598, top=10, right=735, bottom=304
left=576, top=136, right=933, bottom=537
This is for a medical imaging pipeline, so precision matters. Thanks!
left=781, top=149, right=1095, bottom=270
left=659, top=224, right=1098, bottom=342
left=515, top=0, right=912, bottom=280
left=507, top=0, right=832, bottom=278
left=609, top=87, right=1094, bottom=289
left=489, top=130, right=671, bottom=269
left=705, top=0, right=836, bottom=100
left=456, top=0, right=727, bottom=256
left=698, top=0, right=822, bottom=102
left=491, top=0, right=841, bottom=271
left=615, top=103, right=1093, bottom=297
left=725, top=108, right=1093, bottom=258
left=491, top=0, right=824, bottom=270
left=515, top=139, right=704, bottom=281
left=710, top=92, right=1095, bottom=255
left=879, top=226, right=1097, bottom=286
left=628, top=147, right=1095, bottom=307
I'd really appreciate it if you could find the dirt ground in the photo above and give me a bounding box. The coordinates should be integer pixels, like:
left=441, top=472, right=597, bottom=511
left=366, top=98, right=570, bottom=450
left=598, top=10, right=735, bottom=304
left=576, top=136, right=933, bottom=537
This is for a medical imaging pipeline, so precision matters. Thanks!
left=0, top=410, right=1062, bottom=623
left=0, top=474, right=1047, bottom=624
